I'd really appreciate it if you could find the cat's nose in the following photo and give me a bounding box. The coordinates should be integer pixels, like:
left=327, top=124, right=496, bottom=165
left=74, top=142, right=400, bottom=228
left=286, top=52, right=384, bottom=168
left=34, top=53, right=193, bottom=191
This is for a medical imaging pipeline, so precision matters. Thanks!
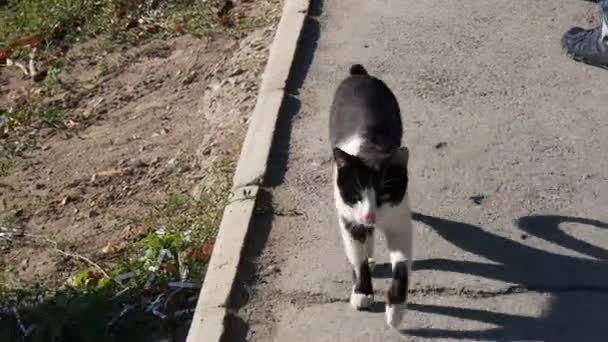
left=363, top=212, right=376, bottom=224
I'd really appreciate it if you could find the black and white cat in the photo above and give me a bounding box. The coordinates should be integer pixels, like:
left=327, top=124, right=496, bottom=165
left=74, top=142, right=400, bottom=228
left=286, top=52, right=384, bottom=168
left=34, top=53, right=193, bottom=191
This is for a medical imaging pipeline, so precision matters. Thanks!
left=329, top=64, right=412, bottom=328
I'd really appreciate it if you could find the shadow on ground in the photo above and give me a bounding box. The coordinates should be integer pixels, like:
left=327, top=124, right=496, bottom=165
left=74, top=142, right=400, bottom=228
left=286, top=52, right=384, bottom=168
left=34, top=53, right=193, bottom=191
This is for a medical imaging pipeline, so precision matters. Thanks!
left=222, top=1, right=324, bottom=341
left=403, top=212, right=608, bottom=341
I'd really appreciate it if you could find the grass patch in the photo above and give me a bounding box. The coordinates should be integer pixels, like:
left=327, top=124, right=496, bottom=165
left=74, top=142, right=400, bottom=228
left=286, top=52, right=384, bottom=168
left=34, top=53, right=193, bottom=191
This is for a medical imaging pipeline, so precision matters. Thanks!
left=1, top=105, right=63, bottom=130
left=0, top=158, right=235, bottom=341
left=1, top=0, right=246, bottom=60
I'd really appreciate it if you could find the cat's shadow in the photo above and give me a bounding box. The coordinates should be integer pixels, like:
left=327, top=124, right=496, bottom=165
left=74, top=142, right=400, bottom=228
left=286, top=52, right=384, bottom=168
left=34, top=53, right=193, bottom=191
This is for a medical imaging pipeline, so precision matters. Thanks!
left=368, top=301, right=386, bottom=313
left=371, top=262, right=393, bottom=279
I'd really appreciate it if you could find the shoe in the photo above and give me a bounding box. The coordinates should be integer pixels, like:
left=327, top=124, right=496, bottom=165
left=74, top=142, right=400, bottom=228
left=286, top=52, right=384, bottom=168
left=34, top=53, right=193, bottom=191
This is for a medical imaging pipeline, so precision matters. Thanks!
left=562, top=25, right=608, bottom=68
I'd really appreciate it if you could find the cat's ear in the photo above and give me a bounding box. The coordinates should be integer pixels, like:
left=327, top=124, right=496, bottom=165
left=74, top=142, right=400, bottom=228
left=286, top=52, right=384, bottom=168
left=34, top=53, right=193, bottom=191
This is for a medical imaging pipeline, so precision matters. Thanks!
left=390, top=146, right=409, bottom=168
left=333, top=148, right=355, bottom=168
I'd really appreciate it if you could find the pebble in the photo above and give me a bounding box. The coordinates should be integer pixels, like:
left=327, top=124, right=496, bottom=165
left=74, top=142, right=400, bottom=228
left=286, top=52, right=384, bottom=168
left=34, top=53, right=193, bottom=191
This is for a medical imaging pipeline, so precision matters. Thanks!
left=435, top=142, right=448, bottom=149
left=469, top=194, right=485, bottom=205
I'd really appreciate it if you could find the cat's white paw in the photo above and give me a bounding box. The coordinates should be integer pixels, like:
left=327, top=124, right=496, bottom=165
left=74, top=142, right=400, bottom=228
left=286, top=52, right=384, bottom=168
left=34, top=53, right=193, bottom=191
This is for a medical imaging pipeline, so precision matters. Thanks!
left=386, top=303, right=406, bottom=328
left=368, top=258, right=376, bottom=273
left=350, top=290, right=373, bottom=310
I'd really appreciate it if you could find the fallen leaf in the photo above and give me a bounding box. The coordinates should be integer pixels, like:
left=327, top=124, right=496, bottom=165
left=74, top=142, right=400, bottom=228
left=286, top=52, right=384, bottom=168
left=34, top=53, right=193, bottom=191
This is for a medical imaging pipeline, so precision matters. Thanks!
left=8, top=33, right=46, bottom=51
left=85, top=271, right=103, bottom=287
left=115, top=6, right=126, bottom=18
left=160, top=263, right=177, bottom=274
left=144, top=24, right=161, bottom=34
left=173, top=23, right=186, bottom=35
left=102, top=241, right=121, bottom=254
left=191, top=242, right=214, bottom=262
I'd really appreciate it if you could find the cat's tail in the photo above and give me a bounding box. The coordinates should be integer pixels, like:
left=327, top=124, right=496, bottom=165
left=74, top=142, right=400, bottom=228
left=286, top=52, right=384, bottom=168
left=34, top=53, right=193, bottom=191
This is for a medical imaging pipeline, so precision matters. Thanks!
left=349, top=64, right=368, bottom=76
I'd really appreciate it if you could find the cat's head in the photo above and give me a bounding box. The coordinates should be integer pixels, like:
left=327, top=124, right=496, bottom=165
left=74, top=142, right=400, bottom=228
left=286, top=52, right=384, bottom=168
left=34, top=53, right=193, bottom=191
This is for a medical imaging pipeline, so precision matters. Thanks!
left=333, top=147, right=409, bottom=225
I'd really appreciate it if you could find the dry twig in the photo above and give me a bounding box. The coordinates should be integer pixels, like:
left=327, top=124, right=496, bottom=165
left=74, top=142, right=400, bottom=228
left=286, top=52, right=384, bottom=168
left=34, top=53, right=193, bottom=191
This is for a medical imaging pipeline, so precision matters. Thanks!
left=23, top=233, right=116, bottom=284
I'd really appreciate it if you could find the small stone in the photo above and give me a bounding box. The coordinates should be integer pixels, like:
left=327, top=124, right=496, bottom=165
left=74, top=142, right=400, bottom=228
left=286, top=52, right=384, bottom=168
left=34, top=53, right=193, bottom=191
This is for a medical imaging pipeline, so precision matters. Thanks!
left=20, top=259, right=29, bottom=270
left=434, top=142, right=447, bottom=149
left=130, top=159, right=149, bottom=168
left=469, top=194, right=485, bottom=205
left=65, top=178, right=83, bottom=188
left=182, top=71, right=198, bottom=85
left=266, top=265, right=280, bottom=274
left=496, top=183, right=508, bottom=193
left=61, top=196, right=72, bottom=206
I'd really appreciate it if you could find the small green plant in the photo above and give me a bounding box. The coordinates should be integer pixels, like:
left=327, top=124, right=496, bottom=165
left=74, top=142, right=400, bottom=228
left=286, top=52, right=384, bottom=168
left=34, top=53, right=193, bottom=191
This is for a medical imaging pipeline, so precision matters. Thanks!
left=36, top=108, right=60, bottom=126
left=0, top=105, right=62, bottom=130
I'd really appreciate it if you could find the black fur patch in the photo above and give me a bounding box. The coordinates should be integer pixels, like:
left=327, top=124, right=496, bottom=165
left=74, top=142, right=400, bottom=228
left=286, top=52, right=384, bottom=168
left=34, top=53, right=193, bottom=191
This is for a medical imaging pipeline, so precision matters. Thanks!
left=343, top=219, right=374, bottom=243
left=352, top=261, right=373, bottom=296
left=329, top=67, right=402, bottom=153
left=385, top=261, right=408, bottom=305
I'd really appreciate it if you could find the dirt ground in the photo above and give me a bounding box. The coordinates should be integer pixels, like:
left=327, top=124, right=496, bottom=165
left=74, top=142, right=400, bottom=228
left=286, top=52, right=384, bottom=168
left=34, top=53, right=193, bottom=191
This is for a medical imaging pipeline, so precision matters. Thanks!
left=0, top=0, right=280, bottom=318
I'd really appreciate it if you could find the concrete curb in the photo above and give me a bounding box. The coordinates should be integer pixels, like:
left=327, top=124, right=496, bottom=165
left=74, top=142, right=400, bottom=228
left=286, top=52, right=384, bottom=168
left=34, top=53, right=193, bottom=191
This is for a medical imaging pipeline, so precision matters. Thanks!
left=186, top=0, right=312, bottom=341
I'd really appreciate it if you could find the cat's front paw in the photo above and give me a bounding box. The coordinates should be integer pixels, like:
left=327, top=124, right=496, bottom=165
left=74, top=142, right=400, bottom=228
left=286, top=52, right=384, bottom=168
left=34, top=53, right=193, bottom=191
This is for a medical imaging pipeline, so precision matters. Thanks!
left=386, top=303, right=406, bottom=328
left=350, top=290, right=373, bottom=310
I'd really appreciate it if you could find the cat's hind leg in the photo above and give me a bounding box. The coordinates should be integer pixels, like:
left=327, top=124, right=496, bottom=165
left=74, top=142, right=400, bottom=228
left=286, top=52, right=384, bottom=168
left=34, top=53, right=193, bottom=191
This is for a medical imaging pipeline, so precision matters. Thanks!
left=339, top=218, right=374, bottom=310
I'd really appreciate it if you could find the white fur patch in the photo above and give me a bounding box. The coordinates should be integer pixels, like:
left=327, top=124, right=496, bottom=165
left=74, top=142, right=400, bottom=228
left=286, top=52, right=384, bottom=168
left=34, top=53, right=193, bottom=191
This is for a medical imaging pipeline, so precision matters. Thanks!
left=386, top=303, right=406, bottom=328
left=337, top=135, right=364, bottom=156
left=603, top=19, right=608, bottom=41
left=350, top=289, right=373, bottom=310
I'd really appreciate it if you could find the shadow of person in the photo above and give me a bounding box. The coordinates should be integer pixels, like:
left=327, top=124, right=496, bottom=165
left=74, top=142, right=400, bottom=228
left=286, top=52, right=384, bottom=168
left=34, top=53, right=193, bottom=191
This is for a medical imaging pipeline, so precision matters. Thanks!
left=517, top=215, right=608, bottom=260
left=402, top=212, right=608, bottom=341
